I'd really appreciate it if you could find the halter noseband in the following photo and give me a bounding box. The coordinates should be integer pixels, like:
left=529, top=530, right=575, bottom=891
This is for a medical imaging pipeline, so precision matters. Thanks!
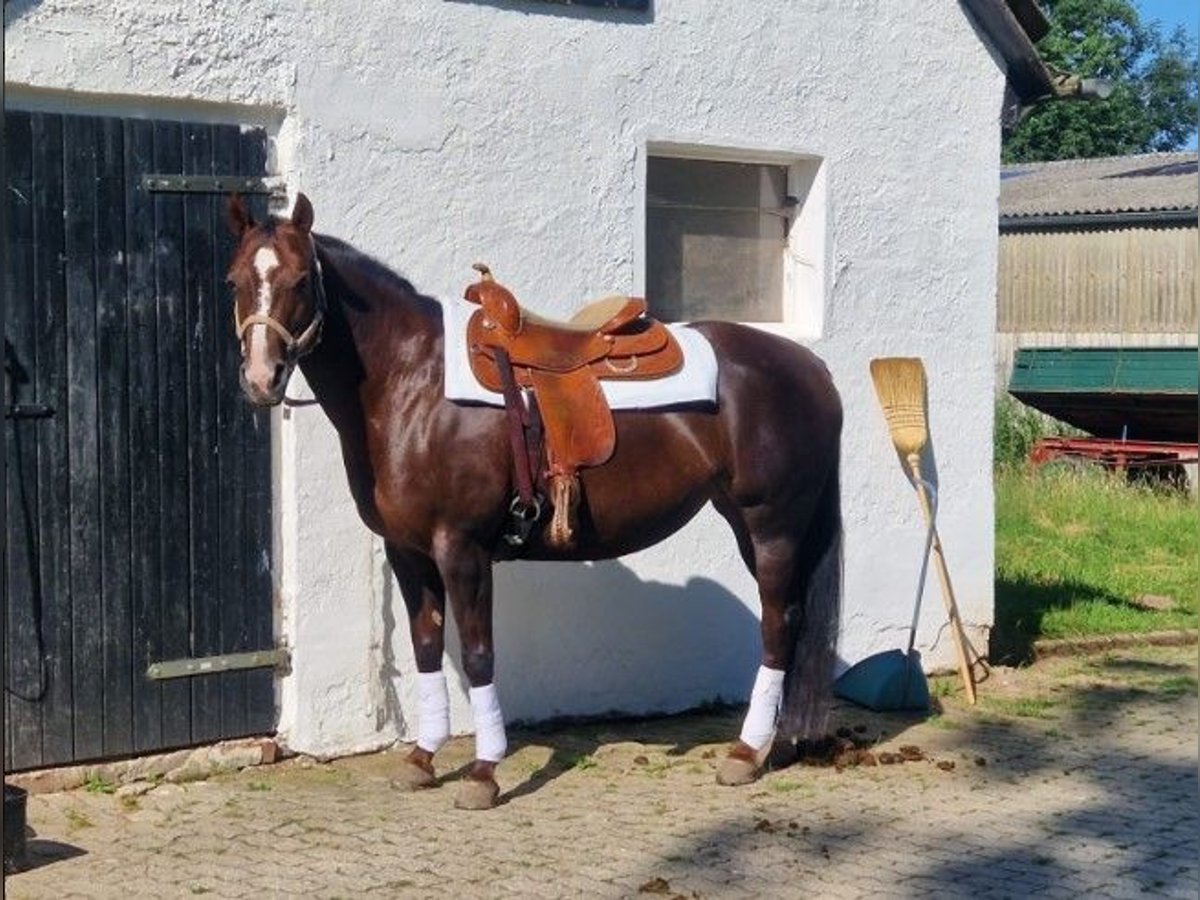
left=235, top=236, right=327, bottom=361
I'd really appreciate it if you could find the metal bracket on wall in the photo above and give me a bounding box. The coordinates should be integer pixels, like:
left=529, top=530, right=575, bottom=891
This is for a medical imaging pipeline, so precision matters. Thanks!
left=147, top=648, right=291, bottom=681
left=141, top=174, right=284, bottom=197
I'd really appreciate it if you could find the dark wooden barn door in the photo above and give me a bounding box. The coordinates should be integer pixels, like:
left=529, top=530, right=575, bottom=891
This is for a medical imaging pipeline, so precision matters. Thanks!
left=4, top=110, right=277, bottom=770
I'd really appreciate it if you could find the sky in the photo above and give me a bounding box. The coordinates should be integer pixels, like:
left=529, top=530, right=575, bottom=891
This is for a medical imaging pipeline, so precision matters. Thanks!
left=1132, top=0, right=1199, bottom=40
left=1132, top=0, right=1199, bottom=149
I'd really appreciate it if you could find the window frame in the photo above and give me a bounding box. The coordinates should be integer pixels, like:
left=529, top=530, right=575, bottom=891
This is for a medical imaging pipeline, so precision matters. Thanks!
left=636, top=141, right=828, bottom=340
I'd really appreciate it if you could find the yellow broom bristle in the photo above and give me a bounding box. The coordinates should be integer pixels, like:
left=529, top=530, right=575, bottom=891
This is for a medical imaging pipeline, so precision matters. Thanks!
left=869, top=357, right=929, bottom=458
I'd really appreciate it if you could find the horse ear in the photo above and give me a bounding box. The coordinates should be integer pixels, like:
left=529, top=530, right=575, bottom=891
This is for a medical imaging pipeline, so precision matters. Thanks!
left=227, top=193, right=253, bottom=238
left=291, top=193, right=314, bottom=234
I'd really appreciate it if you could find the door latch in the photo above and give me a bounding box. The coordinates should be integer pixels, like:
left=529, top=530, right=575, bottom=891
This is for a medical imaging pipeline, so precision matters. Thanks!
left=5, top=403, right=56, bottom=420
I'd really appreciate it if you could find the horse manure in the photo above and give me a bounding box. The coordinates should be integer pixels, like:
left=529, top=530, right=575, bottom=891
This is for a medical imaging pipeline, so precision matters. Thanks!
left=633, top=755, right=650, bottom=766
left=936, top=760, right=956, bottom=772
left=898, top=745, right=924, bottom=761
left=974, top=756, right=987, bottom=767
left=754, top=818, right=776, bottom=833
left=788, top=821, right=799, bottom=830
left=878, top=752, right=900, bottom=765
left=638, top=877, right=672, bottom=894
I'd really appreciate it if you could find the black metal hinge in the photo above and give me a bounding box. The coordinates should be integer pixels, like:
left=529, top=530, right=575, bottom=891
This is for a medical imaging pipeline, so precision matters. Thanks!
left=142, top=174, right=283, bottom=196
left=5, top=403, right=55, bottom=420
left=146, top=648, right=291, bottom=680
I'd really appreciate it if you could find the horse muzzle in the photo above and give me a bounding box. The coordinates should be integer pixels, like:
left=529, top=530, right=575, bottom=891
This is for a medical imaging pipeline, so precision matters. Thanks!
left=239, top=359, right=291, bottom=407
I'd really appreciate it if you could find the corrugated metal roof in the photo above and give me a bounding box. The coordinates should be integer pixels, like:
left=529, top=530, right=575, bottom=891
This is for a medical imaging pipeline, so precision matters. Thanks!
left=1000, top=152, right=1199, bottom=218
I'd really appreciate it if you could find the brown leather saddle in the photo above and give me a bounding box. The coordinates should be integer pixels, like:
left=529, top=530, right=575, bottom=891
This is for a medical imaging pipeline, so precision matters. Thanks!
left=463, top=264, right=683, bottom=547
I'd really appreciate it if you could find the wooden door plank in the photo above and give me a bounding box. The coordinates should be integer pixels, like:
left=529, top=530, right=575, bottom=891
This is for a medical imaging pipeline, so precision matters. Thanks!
left=183, top=121, right=224, bottom=744
left=123, top=118, right=164, bottom=753
left=212, top=123, right=249, bottom=737
left=95, top=115, right=134, bottom=758
left=5, top=109, right=47, bottom=770
left=31, top=112, right=75, bottom=766
left=239, top=127, right=275, bottom=733
left=152, top=120, right=194, bottom=749
left=63, top=114, right=105, bottom=761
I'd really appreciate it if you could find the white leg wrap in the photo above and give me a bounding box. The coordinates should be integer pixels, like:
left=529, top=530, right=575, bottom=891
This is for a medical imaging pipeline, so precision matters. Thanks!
left=739, top=666, right=785, bottom=750
left=416, top=671, right=450, bottom=754
left=469, top=683, right=507, bottom=763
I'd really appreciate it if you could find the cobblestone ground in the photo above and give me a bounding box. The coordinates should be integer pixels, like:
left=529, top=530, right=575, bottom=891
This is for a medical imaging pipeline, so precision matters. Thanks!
left=7, top=645, right=1197, bottom=899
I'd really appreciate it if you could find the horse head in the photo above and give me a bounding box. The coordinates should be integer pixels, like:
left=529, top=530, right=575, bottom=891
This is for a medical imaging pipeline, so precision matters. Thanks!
left=226, top=192, right=325, bottom=406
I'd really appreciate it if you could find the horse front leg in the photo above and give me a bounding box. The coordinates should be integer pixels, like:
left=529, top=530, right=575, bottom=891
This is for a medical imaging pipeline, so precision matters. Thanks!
left=434, top=536, right=505, bottom=810
left=387, top=544, right=449, bottom=790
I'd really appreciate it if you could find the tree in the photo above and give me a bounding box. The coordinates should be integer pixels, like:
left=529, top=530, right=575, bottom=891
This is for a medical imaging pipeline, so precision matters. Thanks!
left=1002, top=0, right=1199, bottom=162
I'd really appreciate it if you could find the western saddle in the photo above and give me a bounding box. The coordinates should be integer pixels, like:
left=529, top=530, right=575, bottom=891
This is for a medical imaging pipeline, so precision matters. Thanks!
left=464, top=264, right=683, bottom=547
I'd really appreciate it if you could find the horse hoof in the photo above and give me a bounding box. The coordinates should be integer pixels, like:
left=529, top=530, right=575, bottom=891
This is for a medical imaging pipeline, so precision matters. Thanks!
left=716, top=740, right=770, bottom=786
left=454, top=777, right=500, bottom=810
left=716, top=756, right=760, bottom=786
left=390, top=759, right=437, bottom=791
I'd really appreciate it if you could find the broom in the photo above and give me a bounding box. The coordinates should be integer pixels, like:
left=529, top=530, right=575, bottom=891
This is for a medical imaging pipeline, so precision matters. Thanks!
left=869, top=357, right=978, bottom=705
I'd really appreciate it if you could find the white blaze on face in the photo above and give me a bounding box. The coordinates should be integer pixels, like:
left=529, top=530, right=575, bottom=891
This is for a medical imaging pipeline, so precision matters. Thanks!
left=245, top=246, right=281, bottom=386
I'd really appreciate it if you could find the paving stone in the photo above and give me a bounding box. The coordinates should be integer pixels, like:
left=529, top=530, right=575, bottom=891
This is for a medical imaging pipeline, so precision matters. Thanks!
left=5, top=646, right=1197, bottom=898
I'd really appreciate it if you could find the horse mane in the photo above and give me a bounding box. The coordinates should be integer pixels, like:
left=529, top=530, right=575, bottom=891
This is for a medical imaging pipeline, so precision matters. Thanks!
left=312, top=231, right=444, bottom=321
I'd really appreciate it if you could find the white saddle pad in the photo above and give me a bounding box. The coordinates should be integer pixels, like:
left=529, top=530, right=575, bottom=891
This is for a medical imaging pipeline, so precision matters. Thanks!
left=441, top=298, right=719, bottom=409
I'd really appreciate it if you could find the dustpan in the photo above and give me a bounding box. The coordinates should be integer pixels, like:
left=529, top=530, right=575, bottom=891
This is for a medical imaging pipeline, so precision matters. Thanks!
left=834, top=477, right=940, bottom=712
left=835, top=649, right=930, bottom=711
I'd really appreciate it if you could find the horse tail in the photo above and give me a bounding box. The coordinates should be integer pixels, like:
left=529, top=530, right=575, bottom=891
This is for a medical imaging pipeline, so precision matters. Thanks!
left=780, top=457, right=843, bottom=741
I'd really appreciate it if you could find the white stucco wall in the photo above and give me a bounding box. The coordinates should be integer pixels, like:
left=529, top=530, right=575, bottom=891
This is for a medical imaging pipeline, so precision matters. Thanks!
left=6, top=0, right=1003, bottom=758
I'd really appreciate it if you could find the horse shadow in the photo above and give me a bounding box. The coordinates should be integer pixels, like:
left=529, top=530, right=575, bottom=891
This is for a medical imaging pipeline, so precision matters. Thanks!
left=378, top=556, right=763, bottom=799
left=375, top=553, right=921, bottom=803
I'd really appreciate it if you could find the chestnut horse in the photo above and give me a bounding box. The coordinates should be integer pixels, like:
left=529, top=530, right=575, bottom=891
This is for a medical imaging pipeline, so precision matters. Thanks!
left=225, top=193, right=843, bottom=809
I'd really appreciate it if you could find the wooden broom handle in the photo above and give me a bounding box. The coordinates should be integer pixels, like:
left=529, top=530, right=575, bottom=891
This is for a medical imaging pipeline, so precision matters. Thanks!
left=907, top=454, right=977, bottom=705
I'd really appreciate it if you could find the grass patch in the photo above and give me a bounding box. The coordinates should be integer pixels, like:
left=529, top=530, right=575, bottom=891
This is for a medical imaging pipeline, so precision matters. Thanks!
left=1155, top=675, right=1198, bottom=698
left=565, top=753, right=597, bottom=772
left=84, top=775, right=116, bottom=795
left=928, top=676, right=957, bottom=699
left=925, top=713, right=960, bottom=730
left=768, top=778, right=811, bottom=794
left=994, top=395, right=1082, bottom=468
left=982, top=696, right=1059, bottom=719
left=994, top=465, right=1198, bottom=662
left=64, top=808, right=94, bottom=830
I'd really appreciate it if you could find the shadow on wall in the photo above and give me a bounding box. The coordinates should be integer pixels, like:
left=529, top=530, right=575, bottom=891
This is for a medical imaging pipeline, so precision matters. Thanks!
left=373, top=553, right=862, bottom=733
left=490, top=560, right=761, bottom=722
left=442, top=0, right=656, bottom=25
left=3, top=0, right=41, bottom=28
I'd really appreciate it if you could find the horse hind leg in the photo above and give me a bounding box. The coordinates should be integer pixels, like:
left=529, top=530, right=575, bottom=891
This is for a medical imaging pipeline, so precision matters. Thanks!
left=714, top=473, right=843, bottom=786
left=714, top=526, right=799, bottom=786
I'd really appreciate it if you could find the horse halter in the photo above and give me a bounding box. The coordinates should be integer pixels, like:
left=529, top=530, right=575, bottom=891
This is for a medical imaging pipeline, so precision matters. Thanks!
left=234, top=236, right=327, bottom=361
